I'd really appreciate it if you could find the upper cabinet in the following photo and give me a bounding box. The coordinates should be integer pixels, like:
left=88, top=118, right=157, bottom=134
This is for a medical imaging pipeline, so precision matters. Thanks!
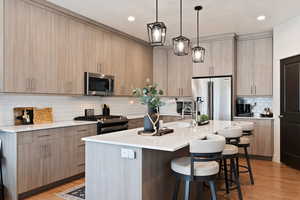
left=236, top=33, right=273, bottom=96
left=193, top=34, right=236, bottom=77
left=153, top=48, right=168, bottom=94
left=153, top=47, right=193, bottom=97
left=1, top=0, right=153, bottom=96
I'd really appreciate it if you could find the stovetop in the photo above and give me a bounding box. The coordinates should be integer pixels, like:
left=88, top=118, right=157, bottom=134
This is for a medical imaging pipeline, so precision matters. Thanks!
left=74, top=115, right=128, bottom=124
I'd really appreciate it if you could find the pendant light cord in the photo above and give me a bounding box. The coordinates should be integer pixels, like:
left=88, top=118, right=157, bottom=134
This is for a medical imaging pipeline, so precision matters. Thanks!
left=180, top=0, right=182, bottom=36
left=156, top=0, right=158, bottom=22
left=197, top=9, right=199, bottom=46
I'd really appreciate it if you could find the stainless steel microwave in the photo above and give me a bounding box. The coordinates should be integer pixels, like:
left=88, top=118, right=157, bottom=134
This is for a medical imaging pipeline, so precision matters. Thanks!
left=84, top=72, right=114, bottom=96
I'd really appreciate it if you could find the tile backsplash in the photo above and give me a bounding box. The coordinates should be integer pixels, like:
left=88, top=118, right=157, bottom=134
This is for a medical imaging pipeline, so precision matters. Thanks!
left=238, top=97, right=273, bottom=116
left=0, top=94, right=179, bottom=126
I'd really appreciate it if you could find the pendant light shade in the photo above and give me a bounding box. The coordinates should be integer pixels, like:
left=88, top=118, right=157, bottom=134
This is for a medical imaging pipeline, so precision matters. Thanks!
left=172, top=0, right=190, bottom=56
left=147, top=0, right=167, bottom=46
left=192, top=6, right=205, bottom=63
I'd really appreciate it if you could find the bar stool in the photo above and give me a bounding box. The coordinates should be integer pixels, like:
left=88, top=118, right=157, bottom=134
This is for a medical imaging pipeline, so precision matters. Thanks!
left=217, top=126, right=243, bottom=200
left=234, top=121, right=255, bottom=185
left=171, top=134, right=225, bottom=200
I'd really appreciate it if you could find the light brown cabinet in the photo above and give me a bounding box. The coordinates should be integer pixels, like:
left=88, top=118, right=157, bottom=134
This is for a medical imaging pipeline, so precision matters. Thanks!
left=153, top=48, right=168, bottom=94
left=2, top=0, right=153, bottom=95
left=167, top=49, right=192, bottom=97
left=236, top=34, right=273, bottom=96
left=193, top=36, right=236, bottom=77
left=17, top=124, right=97, bottom=194
left=234, top=118, right=274, bottom=157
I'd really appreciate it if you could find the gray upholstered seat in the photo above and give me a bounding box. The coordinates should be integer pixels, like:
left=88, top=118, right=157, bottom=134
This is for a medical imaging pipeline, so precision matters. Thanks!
left=171, top=157, right=219, bottom=176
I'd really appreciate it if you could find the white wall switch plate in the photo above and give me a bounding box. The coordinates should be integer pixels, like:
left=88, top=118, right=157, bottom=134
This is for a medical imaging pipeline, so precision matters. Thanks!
left=121, top=148, right=128, bottom=158
left=121, top=148, right=136, bottom=159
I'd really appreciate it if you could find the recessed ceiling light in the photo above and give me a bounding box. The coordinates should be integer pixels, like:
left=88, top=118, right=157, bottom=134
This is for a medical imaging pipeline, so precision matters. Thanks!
left=257, top=15, right=266, bottom=21
left=128, top=16, right=135, bottom=22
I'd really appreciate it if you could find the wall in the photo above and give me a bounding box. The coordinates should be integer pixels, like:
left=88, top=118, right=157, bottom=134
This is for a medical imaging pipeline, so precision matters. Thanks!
left=273, top=15, right=300, bottom=162
left=0, top=94, right=180, bottom=126
left=0, top=94, right=146, bottom=126
left=237, top=97, right=273, bottom=116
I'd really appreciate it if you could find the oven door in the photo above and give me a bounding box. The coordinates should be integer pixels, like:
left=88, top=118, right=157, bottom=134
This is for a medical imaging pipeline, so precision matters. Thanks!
left=85, top=72, right=114, bottom=96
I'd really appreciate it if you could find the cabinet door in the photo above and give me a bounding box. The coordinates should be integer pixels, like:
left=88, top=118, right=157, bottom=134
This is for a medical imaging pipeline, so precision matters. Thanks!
left=53, top=14, right=69, bottom=94
left=211, top=39, right=234, bottom=76
left=111, top=35, right=127, bottom=95
left=29, top=6, right=55, bottom=93
left=181, top=54, right=193, bottom=96
left=236, top=40, right=254, bottom=96
left=167, top=49, right=181, bottom=96
left=84, top=26, right=98, bottom=74
left=153, top=48, right=168, bottom=94
left=4, top=0, right=32, bottom=93
left=67, top=19, right=85, bottom=95
left=101, top=31, right=113, bottom=75
left=193, top=42, right=212, bottom=77
left=253, top=37, right=273, bottom=96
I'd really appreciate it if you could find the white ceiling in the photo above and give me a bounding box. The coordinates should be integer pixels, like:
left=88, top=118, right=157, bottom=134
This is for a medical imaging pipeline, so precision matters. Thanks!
left=47, top=0, right=300, bottom=43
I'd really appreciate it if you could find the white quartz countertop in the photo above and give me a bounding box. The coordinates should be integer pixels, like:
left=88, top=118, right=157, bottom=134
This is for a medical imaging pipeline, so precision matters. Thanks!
left=0, top=121, right=97, bottom=133
left=233, top=116, right=274, bottom=120
left=83, top=120, right=246, bottom=152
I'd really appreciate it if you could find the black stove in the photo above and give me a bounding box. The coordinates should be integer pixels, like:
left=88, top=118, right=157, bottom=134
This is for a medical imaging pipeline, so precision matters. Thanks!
left=74, top=115, right=128, bottom=134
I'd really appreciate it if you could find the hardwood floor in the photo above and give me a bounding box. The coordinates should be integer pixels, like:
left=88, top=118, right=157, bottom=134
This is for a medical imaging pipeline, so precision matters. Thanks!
left=24, top=159, right=300, bottom=200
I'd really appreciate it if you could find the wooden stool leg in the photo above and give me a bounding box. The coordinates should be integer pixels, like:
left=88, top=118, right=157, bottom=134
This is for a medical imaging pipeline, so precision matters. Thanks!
left=223, top=159, right=230, bottom=194
left=244, top=146, right=255, bottom=185
left=208, top=180, right=218, bottom=200
left=231, top=158, right=243, bottom=200
left=173, top=177, right=180, bottom=200
left=184, top=180, right=191, bottom=200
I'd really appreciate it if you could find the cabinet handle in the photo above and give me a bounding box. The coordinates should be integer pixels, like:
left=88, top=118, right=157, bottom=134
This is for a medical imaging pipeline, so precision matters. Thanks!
left=254, top=85, right=257, bottom=94
left=78, top=144, right=85, bottom=148
left=26, top=79, right=30, bottom=90
left=31, top=79, right=35, bottom=91
left=77, top=129, right=88, bottom=132
left=38, top=134, right=51, bottom=138
left=251, top=85, right=253, bottom=94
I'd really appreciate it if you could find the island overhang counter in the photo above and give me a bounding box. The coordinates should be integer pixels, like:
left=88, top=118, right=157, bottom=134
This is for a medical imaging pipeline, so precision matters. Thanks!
left=82, top=120, right=243, bottom=200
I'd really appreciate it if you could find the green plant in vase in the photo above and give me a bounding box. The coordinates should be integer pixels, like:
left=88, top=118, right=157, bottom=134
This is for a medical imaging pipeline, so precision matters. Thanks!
left=132, top=84, right=165, bottom=132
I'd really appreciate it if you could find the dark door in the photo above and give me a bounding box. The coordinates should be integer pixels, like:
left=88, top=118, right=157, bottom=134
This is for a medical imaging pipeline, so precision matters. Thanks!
left=280, top=55, right=300, bottom=169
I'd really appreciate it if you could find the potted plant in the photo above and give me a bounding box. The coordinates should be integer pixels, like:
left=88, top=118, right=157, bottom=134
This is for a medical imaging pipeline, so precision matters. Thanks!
left=132, top=84, right=165, bottom=132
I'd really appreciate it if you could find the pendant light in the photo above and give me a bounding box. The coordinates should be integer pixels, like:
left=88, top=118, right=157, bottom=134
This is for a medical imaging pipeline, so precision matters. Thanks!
left=192, top=6, right=205, bottom=63
left=172, top=0, right=190, bottom=56
left=147, top=0, right=167, bottom=46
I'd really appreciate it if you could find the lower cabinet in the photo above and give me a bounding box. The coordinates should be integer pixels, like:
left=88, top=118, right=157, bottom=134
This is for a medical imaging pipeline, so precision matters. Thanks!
left=234, top=118, right=274, bottom=157
left=17, top=124, right=96, bottom=194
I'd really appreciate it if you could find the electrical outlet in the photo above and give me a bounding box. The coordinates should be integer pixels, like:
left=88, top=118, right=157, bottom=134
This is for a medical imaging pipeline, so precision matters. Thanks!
left=120, top=148, right=136, bottom=159
left=121, top=148, right=128, bottom=158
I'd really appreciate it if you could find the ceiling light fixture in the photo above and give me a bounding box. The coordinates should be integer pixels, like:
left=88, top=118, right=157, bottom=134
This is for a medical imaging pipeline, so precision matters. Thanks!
left=128, top=16, right=135, bottom=22
left=172, top=0, right=190, bottom=56
left=192, top=6, right=205, bottom=63
left=147, top=0, right=167, bottom=46
left=257, top=15, right=266, bottom=21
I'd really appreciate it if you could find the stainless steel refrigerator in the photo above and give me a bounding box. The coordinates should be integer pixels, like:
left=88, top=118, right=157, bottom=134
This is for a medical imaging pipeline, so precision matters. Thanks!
left=192, top=76, right=232, bottom=120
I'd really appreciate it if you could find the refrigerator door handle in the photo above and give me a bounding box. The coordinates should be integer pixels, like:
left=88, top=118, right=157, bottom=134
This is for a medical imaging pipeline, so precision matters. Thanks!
left=211, top=81, right=214, bottom=120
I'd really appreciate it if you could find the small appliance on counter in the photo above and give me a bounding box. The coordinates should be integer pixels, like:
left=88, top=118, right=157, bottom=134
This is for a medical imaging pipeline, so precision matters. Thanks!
left=260, top=107, right=273, bottom=118
left=176, top=100, right=194, bottom=115
left=102, top=104, right=110, bottom=116
left=74, top=114, right=128, bottom=135
left=236, top=98, right=253, bottom=117
left=85, top=109, right=95, bottom=117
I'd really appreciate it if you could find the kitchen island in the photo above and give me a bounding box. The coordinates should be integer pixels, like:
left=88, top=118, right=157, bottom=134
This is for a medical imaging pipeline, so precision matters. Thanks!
left=82, top=120, right=244, bottom=200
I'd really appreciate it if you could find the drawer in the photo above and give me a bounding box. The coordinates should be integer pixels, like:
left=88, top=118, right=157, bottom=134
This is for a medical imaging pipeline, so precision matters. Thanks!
left=17, top=131, right=33, bottom=145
